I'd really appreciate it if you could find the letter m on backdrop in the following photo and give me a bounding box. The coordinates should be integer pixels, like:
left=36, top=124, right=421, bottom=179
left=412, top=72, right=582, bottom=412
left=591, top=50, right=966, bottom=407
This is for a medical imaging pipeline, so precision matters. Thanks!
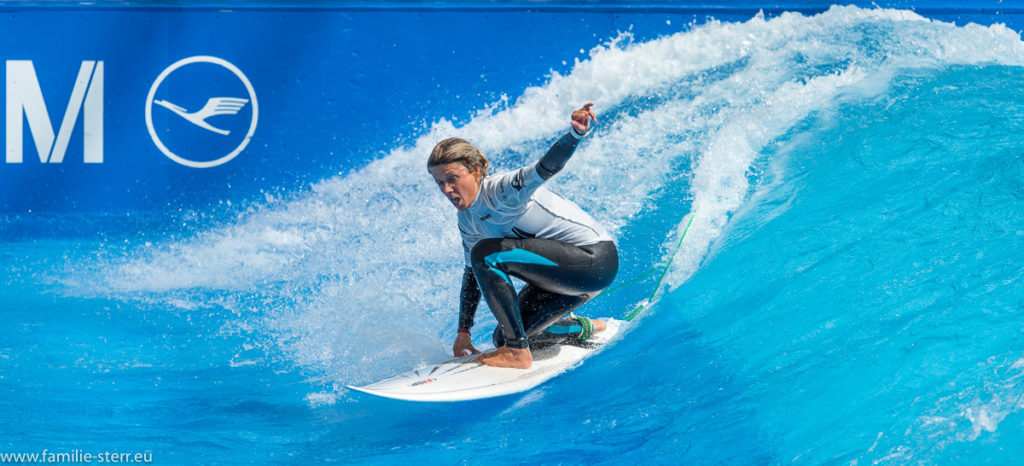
left=6, top=60, right=103, bottom=163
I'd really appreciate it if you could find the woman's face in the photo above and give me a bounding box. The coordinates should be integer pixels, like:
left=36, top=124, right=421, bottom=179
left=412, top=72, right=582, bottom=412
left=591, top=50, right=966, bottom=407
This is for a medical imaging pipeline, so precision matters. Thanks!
left=429, top=163, right=481, bottom=211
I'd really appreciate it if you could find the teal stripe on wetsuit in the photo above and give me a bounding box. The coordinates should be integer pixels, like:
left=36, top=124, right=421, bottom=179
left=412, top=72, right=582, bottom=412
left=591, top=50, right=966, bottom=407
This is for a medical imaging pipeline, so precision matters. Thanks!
left=544, top=322, right=584, bottom=335
left=483, top=249, right=558, bottom=286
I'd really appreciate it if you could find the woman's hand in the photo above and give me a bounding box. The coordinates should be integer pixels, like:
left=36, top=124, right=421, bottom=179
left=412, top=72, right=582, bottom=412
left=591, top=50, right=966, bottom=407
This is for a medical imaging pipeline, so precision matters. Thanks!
left=571, top=103, right=597, bottom=135
left=453, top=332, right=481, bottom=357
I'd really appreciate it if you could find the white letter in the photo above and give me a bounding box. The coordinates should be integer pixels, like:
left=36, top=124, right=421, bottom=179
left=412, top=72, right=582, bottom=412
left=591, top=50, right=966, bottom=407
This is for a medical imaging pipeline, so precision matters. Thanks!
left=84, top=61, right=103, bottom=163
left=6, top=60, right=54, bottom=163
left=5, top=60, right=103, bottom=163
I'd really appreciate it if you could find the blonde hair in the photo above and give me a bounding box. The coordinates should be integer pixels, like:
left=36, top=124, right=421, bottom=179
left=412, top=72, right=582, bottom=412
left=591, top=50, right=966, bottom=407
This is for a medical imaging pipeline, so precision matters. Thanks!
left=427, top=137, right=489, bottom=178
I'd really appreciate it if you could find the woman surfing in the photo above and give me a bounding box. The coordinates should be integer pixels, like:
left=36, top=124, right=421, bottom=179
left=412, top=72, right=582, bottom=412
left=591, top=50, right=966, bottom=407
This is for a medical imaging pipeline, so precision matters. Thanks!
left=427, top=103, right=618, bottom=369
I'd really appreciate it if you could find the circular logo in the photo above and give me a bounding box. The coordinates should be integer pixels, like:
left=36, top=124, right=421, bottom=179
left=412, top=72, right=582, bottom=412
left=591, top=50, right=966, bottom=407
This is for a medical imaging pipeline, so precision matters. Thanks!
left=145, top=56, right=258, bottom=168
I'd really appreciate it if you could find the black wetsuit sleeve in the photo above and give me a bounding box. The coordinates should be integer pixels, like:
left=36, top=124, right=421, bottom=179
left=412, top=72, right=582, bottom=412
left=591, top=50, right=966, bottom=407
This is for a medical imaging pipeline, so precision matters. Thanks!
left=458, top=267, right=482, bottom=331
left=536, top=131, right=584, bottom=180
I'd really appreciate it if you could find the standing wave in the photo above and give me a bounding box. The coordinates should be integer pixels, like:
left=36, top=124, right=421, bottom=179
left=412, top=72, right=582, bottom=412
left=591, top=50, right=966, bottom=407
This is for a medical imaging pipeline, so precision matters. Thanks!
left=75, top=5, right=1024, bottom=413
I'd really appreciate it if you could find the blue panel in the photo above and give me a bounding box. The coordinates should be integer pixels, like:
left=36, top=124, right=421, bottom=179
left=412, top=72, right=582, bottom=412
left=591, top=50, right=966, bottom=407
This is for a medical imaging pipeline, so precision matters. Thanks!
left=0, top=1, right=1019, bottom=218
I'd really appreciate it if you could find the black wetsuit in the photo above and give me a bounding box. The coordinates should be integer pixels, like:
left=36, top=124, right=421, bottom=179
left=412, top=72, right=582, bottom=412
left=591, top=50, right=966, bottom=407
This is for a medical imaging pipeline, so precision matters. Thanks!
left=456, top=129, right=619, bottom=349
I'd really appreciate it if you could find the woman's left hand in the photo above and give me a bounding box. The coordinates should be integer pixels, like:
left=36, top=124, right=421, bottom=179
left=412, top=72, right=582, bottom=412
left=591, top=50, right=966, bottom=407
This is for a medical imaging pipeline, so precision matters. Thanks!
left=571, top=103, right=597, bottom=136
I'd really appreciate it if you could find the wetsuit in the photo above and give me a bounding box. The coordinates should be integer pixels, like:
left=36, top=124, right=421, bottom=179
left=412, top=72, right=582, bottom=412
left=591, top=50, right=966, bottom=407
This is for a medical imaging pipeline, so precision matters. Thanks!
left=457, top=129, right=619, bottom=349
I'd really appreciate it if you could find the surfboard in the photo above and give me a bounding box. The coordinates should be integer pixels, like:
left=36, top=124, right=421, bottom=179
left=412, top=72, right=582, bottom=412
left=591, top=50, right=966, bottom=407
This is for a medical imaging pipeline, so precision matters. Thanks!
left=347, top=318, right=625, bottom=402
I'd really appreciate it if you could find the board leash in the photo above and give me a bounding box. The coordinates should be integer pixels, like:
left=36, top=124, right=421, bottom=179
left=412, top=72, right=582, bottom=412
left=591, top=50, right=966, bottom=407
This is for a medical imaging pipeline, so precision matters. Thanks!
left=622, top=213, right=696, bottom=322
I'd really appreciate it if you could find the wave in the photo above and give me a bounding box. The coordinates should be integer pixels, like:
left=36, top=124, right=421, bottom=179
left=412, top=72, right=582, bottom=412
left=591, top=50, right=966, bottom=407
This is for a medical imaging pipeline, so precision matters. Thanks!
left=76, top=6, right=1024, bottom=393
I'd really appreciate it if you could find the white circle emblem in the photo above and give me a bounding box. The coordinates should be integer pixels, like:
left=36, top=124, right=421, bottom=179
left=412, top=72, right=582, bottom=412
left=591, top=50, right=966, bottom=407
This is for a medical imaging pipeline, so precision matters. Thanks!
left=145, top=56, right=258, bottom=168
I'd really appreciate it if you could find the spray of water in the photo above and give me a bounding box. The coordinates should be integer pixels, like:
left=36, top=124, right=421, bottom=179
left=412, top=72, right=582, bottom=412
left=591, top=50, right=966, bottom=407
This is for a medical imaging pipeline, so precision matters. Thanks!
left=83, top=6, right=1024, bottom=394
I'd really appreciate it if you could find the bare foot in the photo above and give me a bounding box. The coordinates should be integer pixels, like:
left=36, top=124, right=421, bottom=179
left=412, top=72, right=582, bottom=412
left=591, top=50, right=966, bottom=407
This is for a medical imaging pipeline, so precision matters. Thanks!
left=477, top=346, right=533, bottom=369
left=592, top=318, right=607, bottom=333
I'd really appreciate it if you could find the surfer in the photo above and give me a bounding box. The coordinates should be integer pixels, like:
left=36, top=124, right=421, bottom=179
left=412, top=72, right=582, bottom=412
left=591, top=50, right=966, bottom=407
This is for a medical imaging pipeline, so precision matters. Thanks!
left=427, top=103, right=618, bottom=369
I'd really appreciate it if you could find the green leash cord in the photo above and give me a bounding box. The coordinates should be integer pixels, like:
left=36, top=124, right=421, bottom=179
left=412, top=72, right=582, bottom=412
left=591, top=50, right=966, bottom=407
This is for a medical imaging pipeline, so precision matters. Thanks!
left=622, top=213, right=696, bottom=322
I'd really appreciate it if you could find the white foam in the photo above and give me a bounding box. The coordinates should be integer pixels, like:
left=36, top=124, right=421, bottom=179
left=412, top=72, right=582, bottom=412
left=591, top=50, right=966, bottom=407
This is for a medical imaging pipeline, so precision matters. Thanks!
left=303, top=392, right=338, bottom=408
left=85, top=6, right=1024, bottom=386
left=657, top=6, right=1024, bottom=290
left=885, top=354, right=1024, bottom=462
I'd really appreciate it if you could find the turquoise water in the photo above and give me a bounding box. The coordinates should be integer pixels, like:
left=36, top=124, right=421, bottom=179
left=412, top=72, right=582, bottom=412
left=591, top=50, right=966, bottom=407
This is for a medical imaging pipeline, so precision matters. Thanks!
left=4, top=5, right=1024, bottom=464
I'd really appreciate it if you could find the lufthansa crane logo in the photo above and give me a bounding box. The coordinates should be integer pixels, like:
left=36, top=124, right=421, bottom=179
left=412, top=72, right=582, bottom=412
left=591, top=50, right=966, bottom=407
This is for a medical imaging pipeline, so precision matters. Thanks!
left=145, top=56, right=258, bottom=168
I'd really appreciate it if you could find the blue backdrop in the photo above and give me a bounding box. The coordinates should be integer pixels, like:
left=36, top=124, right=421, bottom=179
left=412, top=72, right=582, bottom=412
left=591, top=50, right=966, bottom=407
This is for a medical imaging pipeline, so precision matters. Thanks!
left=1, top=1, right=1019, bottom=217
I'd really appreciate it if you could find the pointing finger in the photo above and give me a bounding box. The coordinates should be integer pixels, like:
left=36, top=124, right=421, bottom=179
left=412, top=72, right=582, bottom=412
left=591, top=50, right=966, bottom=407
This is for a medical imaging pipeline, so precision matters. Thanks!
left=581, top=102, right=597, bottom=122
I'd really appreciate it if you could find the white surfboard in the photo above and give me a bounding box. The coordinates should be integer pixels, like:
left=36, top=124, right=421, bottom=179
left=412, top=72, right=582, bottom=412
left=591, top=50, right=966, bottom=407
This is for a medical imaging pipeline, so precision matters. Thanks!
left=347, top=318, right=625, bottom=402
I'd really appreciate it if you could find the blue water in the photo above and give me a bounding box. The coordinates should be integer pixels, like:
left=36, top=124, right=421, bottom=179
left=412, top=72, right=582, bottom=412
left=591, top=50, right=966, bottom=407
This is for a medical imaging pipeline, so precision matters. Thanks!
left=5, top=5, right=1024, bottom=464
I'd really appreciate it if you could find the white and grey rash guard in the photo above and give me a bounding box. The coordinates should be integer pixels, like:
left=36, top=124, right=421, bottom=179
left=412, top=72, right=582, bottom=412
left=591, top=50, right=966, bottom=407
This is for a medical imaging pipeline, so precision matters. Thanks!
left=456, top=131, right=613, bottom=266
